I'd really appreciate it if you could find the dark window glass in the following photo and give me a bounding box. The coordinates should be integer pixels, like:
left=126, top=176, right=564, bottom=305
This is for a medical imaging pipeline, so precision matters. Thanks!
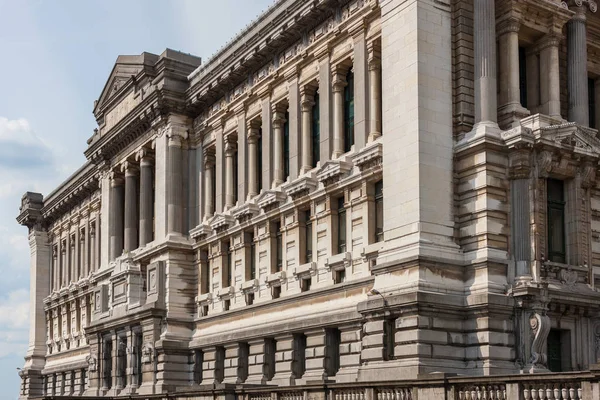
left=257, top=128, right=263, bottom=192
left=384, top=318, right=395, bottom=361
left=337, top=197, right=346, bottom=254
left=305, top=210, right=313, bottom=263
left=211, top=166, right=216, bottom=211
left=589, top=78, right=596, bottom=129
left=233, top=148, right=238, bottom=204
left=284, top=111, right=290, bottom=180
left=275, top=221, right=282, bottom=271
left=312, top=92, right=320, bottom=167
left=547, top=179, right=565, bottom=263
left=226, top=242, right=232, bottom=287
left=193, top=350, right=203, bottom=384
left=519, top=46, right=528, bottom=108
left=326, top=329, right=341, bottom=376
left=547, top=329, right=564, bottom=372
left=250, top=233, right=256, bottom=280
left=375, top=180, right=384, bottom=243
left=344, top=69, right=355, bottom=153
left=294, top=334, right=307, bottom=378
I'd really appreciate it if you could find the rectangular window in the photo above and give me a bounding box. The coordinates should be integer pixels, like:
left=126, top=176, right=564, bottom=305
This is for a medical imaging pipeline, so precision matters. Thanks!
left=193, top=349, right=203, bottom=385
left=257, top=128, right=263, bottom=192
left=305, top=210, right=313, bottom=263
left=325, top=329, right=341, bottom=377
left=275, top=221, right=282, bottom=271
left=344, top=69, right=355, bottom=153
left=337, top=197, right=347, bottom=254
left=226, top=242, right=232, bottom=287
left=547, top=179, right=565, bottom=263
left=312, top=91, right=320, bottom=167
left=284, top=110, right=290, bottom=180
left=224, top=299, right=230, bottom=311
left=384, top=318, right=395, bottom=361
left=519, top=46, right=528, bottom=108
left=333, top=268, right=346, bottom=284
left=294, top=334, right=307, bottom=378
left=233, top=149, right=238, bottom=204
left=375, top=180, right=383, bottom=243
left=547, top=329, right=571, bottom=372
left=211, top=166, right=217, bottom=212
left=271, top=285, right=281, bottom=299
left=589, top=77, right=596, bottom=129
left=249, top=232, right=256, bottom=280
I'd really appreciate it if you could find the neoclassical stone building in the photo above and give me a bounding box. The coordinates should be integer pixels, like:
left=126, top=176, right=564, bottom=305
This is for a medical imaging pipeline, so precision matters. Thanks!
left=16, top=0, right=600, bottom=398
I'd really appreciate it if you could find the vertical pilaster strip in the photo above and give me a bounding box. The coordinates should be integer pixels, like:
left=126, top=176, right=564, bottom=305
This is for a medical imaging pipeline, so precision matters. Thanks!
left=568, top=7, right=590, bottom=126
left=474, top=0, right=498, bottom=125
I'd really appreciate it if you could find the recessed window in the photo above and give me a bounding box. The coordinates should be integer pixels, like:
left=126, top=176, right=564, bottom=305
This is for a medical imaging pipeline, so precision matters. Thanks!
left=305, top=210, right=313, bottom=263
left=312, top=91, right=320, bottom=167
left=589, top=77, right=596, bottom=129
left=271, top=285, right=281, bottom=299
left=257, top=127, right=263, bottom=192
left=246, top=292, right=254, bottom=306
left=344, top=69, right=355, bottom=153
left=384, top=318, right=395, bottom=361
left=249, top=232, right=256, bottom=280
left=333, top=268, right=346, bottom=284
left=547, top=179, right=565, bottom=263
left=223, top=299, right=230, bottom=311
left=375, top=180, right=383, bottom=243
left=193, top=350, right=203, bottom=385
left=519, top=46, right=527, bottom=108
left=325, top=329, right=341, bottom=376
left=226, top=242, right=233, bottom=287
left=284, top=110, right=290, bottom=180
left=300, top=277, right=311, bottom=292
left=275, top=221, right=283, bottom=272
left=337, top=197, right=347, bottom=254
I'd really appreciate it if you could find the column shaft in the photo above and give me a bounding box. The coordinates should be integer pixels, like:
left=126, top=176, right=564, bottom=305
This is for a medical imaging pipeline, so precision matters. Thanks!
left=123, top=166, right=138, bottom=252
left=498, top=24, right=520, bottom=107
left=332, top=74, right=346, bottom=158
left=368, top=59, right=382, bottom=141
left=139, top=157, right=154, bottom=246
left=167, top=140, right=183, bottom=234
left=204, top=154, right=215, bottom=220
left=300, top=94, right=314, bottom=173
left=540, top=36, right=561, bottom=118
left=109, top=178, right=124, bottom=260
left=247, top=130, right=258, bottom=198
left=473, top=0, right=498, bottom=125
left=272, top=113, right=285, bottom=187
left=568, top=12, right=589, bottom=126
left=224, top=138, right=236, bottom=209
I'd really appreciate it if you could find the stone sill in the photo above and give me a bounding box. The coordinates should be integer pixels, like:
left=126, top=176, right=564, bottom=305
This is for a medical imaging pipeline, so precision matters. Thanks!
left=240, top=279, right=259, bottom=292
left=196, top=292, right=213, bottom=304
left=326, top=252, right=352, bottom=272
left=265, top=270, right=286, bottom=287
left=293, top=262, right=317, bottom=279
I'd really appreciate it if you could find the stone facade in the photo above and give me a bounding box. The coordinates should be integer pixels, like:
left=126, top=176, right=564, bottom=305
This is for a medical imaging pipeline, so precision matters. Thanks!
left=15, top=0, right=600, bottom=398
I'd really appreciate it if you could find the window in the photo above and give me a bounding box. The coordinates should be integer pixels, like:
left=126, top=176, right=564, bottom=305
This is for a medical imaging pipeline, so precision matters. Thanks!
left=215, top=347, right=225, bottom=383
left=246, top=292, right=254, bottom=306
left=265, top=339, right=276, bottom=380
left=211, top=165, right=217, bottom=212
left=257, top=128, right=263, bottom=192
left=193, top=350, right=203, bottom=385
left=375, top=180, right=383, bottom=243
left=233, top=147, right=238, bottom=204
left=337, top=197, right=347, bottom=254
left=249, top=232, right=256, bottom=280
left=275, top=221, right=283, bottom=272
left=312, top=91, right=320, bottom=167
left=271, top=285, right=281, bottom=299
left=344, top=69, right=355, bottom=153
left=325, top=329, right=341, bottom=377
left=223, top=299, right=230, bottom=311
left=547, top=179, right=565, bottom=263
left=103, top=338, right=113, bottom=389
left=547, top=329, right=571, bottom=372
left=300, top=277, right=311, bottom=292
left=333, top=268, right=346, bottom=284
left=284, top=110, right=290, bottom=180
left=589, top=77, right=596, bottom=129
left=383, top=318, right=395, bottom=361
left=519, top=46, right=527, bottom=108
left=293, top=334, right=307, bottom=378
left=226, top=242, right=233, bottom=287
left=305, top=210, right=313, bottom=263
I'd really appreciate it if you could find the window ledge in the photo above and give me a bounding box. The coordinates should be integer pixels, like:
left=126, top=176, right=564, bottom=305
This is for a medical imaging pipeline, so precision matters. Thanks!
left=326, top=252, right=352, bottom=272
left=240, top=279, right=259, bottom=293
left=217, top=285, right=235, bottom=299
left=196, top=292, right=213, bottom=304
left=190, top=223, right=213, bottom=240
left=293, top=262, right=317, bottom=280
left=317, top=159, right=352, bottom=187
left=265, top=270, right=286, bottom=287
left=209, top=213, right=236, bottom=233
left=352, top=141, right=383, bottom=172
left=282, top=173, right=318, bottom=200
left=256, top=189, right=287, bottom=212
left=231, top=203, right=260, bottom=223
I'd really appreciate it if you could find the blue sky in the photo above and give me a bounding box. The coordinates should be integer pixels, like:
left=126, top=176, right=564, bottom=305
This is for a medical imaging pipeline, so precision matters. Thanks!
left=0, top=0, right=273, bottom=397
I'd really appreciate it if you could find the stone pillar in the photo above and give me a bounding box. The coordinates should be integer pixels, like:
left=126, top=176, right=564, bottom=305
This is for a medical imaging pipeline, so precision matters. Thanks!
left=332, top=66, right=347, bottom=159
left=203, top=148, right=215, bottom=221
left=271, top=334, right=298, bottom=385
left=81, top=225, right=88, bottom=278
left=568, top=5, right=591, bottom=126
left=223, top=342, right=248, bottom=384
left=272, top=105, right=286, bottom=187
left=368, top=42, right=382, bottom=142
left=124, top=329, right=133, bottom=391
left=167, top=128, right=187, bottom=235
left=109, top=174, right=124, bottom=260
left=201, top=346, right=224, bottom=384
left=498, top=17, right=529, bottom=128
left=302, top=328, right=328, bottom=381
left=123, top=162, right=139, bottom=252
left=68, top=232, right=75, bottom=283
left=473, top=0, right=498, bottom=127
left=246, top=338, right=275, bottom=384
left=336, top=323, right=362, bottom=382
left=300, top=86, right=315, bottom=174
left=111, top=332, right=119, bottom=391
left=539, top=34, right=562, bottom=119
left=224, top=134, right=237, bottom=210
left=52, top=245, right=58, bottom=292
left=89, top=220, right=97, bottom=273
left=60, top=239, right=67, bottom=287
left=235, top=110, right=248, bottom=203
left=138, top=150, right=154, bottom=247
left=247, top=121, right=260, bottom=199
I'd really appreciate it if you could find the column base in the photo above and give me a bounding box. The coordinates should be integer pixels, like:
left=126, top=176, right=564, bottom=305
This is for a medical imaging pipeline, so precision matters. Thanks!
left=455, top=121, right=502, bottom=150
left=498, top=103, right=530, bottom=130
left=522, top=365, right=550, bottom=374
left=367, top=131, right=381, bottom=143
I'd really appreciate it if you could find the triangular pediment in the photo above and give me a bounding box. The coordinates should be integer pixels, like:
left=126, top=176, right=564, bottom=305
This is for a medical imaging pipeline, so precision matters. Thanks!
left=539, top=124, right=600, bottom=156
left=93, top=52, right=159, bottom=117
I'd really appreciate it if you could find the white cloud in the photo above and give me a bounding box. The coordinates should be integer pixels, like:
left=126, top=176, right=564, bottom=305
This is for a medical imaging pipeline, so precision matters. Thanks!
left=0, top=289, right=29, bottom=358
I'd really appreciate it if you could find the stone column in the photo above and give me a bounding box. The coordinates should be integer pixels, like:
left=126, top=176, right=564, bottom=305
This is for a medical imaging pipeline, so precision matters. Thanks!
left=201, top=346, right=224, bottom=384
left=52, top=245, right=58, bottom=292
left=81, top=225, right=88, bottom=278
left=167, top=129, right=187, bottom=235
left=272, top=105, right=286, bottom=187
left=568, top=5, right=591, bottom=126
left=60, top=239, right=67, bottom=287
left=368, top=44, right=382, bottom=142
left=223, top=342, right=248, bottom=384
left=124, top=329, right=133, bottom=391
left=224, top=135, right=237, bottom=210
left=109, top=174, right=124, bottom=260
left=539, top=34, right=562, bottom=119
left=68, top=233, right=75, bottom=283
left=300, top=87, right=315, bottom=174
left=247, top=122, right=260, bottom=199
left=123, top=162, right=139, bottom=252
left=473, top=0, right=498, bottom=127
left=332, top=67, right=347, bottom=158
left=245, top=338, right=275, bottom=384
left=89, top=220, right=96, bottom=273
left=203, top=148, right=216, bottom=221
left=498, top=17, right=529, bottom=128
left=302, top=328, right=328, bottom=381
left=138, top=150, right=154, bottom=247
